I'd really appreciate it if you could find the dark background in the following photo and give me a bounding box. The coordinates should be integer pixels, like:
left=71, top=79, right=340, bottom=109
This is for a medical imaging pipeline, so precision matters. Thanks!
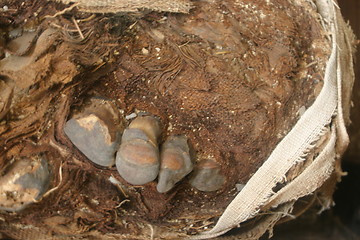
left=334, top=0, right=360, bottom=237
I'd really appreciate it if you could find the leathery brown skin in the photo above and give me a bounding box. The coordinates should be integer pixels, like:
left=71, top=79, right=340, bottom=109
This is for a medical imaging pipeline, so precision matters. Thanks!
left=157, top=135, right=193, bottom=193
left=116, top=115, right=162, bottom=185
left=0, top=78, right=14, bottom=121
left=64, top=98, right=124, bottom=167
left=0, top=155, right=50, bottom=212
left=189, top=159, right=225, bottom=192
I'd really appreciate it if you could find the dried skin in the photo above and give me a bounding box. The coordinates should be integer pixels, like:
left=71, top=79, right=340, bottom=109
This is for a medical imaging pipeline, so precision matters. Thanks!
left=110, top=0, right=328, bottom=189
left=0, top=79, right=13, bottom=120
left=0, top=0, right=331, bottom=238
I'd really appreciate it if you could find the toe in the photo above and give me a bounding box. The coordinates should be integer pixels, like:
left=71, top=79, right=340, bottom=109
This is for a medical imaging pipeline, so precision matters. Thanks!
left=127, top=115, right=162, bottom=144
left=64, top=98, right=124, bottom=167
left=116, top=115, right=161, bottom=185
left=189, top=159, right=225, bottom=192
left=157, top=135, right=193, bottom=193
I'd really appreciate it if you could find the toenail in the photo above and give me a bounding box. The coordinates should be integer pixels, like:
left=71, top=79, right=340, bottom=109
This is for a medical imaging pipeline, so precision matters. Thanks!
left=189, top=159, right=225, bottom=192
left=64, top=98, right=124, bottom=167
left=128, top=115, right=161, bottom=144
left=0, top=155, right=50, bottom=211
left=157, top=135, right=193, bottom=193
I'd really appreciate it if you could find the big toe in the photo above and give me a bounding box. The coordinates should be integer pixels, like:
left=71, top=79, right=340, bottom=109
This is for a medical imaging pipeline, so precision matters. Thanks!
left=64, top=98, right=124, bottom=167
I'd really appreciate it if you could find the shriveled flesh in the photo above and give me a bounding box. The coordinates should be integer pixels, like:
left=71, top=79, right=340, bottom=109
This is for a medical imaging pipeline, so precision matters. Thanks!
left=0, top=0, right=330, bottom=238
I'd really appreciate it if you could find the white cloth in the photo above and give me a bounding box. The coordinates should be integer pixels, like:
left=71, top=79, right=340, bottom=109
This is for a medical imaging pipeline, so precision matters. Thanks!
left=193, top=0, right=354, bottom=238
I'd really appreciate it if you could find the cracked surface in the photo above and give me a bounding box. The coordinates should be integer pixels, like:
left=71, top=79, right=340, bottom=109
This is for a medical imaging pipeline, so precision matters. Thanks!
left=0, top=155, right=50, bottom=212
left=64, top=98, right=124, bottom=167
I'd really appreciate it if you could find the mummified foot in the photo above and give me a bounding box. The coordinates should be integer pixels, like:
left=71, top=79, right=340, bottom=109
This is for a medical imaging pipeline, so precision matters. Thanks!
left=64, top=98, right=225, bottom=193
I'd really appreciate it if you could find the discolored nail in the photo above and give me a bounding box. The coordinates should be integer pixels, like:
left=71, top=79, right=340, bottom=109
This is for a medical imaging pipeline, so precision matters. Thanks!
left=116, top=115, right=161, bottom=185
left=189, top=159, right=225, bottom=192
left=0, top=154, right=50, bottom=212
left=64, top=98, right=124, bottom=167
left=157, top=135, right=193, bottom=193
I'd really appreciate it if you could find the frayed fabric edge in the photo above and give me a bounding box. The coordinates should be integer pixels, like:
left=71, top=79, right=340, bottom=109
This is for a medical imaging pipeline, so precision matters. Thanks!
left=192, top=0, right=353, bottom=238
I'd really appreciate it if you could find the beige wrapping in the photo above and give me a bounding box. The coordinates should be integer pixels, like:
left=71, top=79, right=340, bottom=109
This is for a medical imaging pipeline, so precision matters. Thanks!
left=193, top=0, right=355, bottom=239
left=50, top=0, right=193, bottom=13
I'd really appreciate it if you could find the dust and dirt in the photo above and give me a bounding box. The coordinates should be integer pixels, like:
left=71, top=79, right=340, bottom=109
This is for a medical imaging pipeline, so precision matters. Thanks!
left=0, top=0, right=330, bottom=238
